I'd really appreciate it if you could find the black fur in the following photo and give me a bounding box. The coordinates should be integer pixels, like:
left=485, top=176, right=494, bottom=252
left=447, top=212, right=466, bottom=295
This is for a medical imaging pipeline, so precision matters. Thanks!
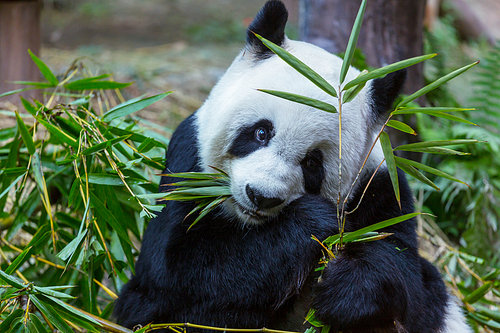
left=229, top=119, right=275, bottom=157
left=247, top=0, right=288, bottom=59
left=312, top=168, right=449, bottom=333
left=301, top=148, right=324, bottom=195
left=115, top=113, right=450, bottom=333
left=370, top=69, right=407, bottom=120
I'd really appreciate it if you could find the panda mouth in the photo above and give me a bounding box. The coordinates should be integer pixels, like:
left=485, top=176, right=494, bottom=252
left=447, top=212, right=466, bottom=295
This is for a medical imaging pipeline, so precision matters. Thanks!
left=234, top=202, right=267, bottom=220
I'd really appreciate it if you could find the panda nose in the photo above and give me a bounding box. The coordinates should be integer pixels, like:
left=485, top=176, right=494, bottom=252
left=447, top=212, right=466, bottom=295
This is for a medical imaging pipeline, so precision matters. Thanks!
left=245, top=184, right=284, bottom=210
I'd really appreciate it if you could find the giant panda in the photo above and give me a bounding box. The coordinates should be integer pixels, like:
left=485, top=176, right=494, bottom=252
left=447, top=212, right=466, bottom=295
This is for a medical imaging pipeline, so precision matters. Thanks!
left=114, top=1, right=471, bottom=332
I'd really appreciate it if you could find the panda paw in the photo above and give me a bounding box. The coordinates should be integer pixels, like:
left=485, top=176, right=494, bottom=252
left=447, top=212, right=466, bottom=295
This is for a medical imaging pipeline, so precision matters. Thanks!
left=311, top=248, right=406, bottom=331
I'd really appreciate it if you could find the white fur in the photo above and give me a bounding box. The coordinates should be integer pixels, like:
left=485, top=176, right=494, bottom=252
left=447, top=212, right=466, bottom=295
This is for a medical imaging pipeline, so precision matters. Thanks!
left=441, top=299, right=472, bottom=333
left=196, top=38, right=385, bottom=224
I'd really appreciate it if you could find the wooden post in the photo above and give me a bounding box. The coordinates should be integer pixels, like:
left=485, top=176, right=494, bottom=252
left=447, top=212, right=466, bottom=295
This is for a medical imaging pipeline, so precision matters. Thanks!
left=0, top=0, right=42, bottom=105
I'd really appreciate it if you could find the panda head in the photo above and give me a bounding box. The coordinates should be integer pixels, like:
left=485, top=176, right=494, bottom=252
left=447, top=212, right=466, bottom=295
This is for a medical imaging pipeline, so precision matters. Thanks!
left=195, top=0, right=406, bottom=225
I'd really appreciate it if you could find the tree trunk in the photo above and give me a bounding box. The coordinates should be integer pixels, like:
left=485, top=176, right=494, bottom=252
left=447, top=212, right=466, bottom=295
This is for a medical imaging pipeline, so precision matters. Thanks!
left=0, top=0, right=42, bottom=105
left=298, top=0, right=426, bottom=156
left=299, top=0, right=427, bottom=96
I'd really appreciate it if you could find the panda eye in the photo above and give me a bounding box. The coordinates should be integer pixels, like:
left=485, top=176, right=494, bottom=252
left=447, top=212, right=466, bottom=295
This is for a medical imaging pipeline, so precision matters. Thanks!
left=306, top=158, right=316, bottom=169
left=254, top=127, right=268, bottom=143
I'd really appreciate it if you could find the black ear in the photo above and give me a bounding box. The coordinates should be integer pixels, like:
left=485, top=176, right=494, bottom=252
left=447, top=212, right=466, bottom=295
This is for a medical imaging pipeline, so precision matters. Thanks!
left=370, top=69, right=407, bottom=119
left=246, top=0, right=288, bottom=59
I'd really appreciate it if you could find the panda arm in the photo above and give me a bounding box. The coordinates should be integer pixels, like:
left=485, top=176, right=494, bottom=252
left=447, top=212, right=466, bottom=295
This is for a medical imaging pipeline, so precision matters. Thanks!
left=312, top=168, right=426, bottom=332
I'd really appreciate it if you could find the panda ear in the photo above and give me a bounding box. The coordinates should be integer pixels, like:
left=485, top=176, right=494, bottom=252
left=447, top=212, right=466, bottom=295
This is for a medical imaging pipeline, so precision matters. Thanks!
left=370, top=69, right=407, bottom=119
left=246, top=0, right=288, bottom=59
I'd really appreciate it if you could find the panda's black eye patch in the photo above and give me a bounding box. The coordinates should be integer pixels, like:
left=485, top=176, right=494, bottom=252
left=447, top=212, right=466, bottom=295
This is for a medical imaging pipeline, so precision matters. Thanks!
left=229, top=119, right=274, bottom=157
left=301, top=149, right=324, bottom=195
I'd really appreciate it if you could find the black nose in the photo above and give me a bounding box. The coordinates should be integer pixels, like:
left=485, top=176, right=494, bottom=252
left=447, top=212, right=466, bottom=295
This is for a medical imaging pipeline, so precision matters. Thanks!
left=245, top=184, right=284, bottom=210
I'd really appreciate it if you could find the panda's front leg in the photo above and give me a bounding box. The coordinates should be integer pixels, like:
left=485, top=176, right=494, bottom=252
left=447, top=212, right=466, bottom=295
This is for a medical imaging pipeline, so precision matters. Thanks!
left=311, top=239, right=422, bottom=332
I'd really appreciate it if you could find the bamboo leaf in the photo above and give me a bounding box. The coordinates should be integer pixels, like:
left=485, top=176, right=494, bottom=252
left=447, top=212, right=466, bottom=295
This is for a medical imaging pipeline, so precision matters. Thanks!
left=395, top=158, right=440, bottom=191
left=258, top=89, right=337, bottom=113
left=28, top=49, right=58, bottom=86
left=463, top=281, right=493, bottom=304
left=397, top=61, right=480, bottom=108
left=340, top=0, right=367, bottom=84
left=64, top=80, right=132, bottom=91
left=349, top=232, right=394, bottom=243
left=394, top=156, right=468, bottom=186
left=380, top=132, right=400, bottom=207
left=254, top=33, right=337, bottom=98
left=29, top=314, right=50, bottom=333
left=342, top=70, right=368, bottom=103
left=386, top=120, right=417, bottom=135
left=394, top=146, right=470, bottom=155
left=0, top=88, right=37, bottom=98
left=392, top=107, right=474, bottom=115
left=0, top=309, right=23, bottom=332
left=0, top=270, right=25, bottom=289
left=33, top=286, right=75, bottom=299
left=29, top=295, right=73, bottom=333
left=80, top=135, right=131, bottom=155
left=0, top=173, right=26, bottom=201
left=57, top=229, right=87, bottom=261
left=12, top=81, right=55, bottom=88
left=90, top=192, right=133, bottom=246
left=342, top=212, right=420, bottom=244
left=343, top=54, right=437, bottom=91
left=137, top=137, right=157, bottom=153
left=102, top=92, right=172, bottom=122
left=35, top=116, right=78, bottom=148
left=189, top=197, right=228, bottom=230
left=394, top=139, right=480, bottom=151
left=15, top=111, right=36, bottom=155
left=20, top=97, right=38, bottom=116
left=37, top=294, right=102, bottom=327
left=84, top=173, right=148, bottom=186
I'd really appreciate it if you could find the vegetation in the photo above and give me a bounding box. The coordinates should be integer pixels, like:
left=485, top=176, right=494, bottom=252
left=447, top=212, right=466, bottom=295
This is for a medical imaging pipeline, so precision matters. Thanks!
left=1, top=0, right=500, bottom=332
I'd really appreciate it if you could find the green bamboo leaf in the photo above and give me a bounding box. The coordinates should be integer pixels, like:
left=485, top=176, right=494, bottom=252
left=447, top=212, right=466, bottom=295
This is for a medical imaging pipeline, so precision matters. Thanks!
left=20, top=97, right=38, bottom=116
left=0, top=270, right=25, bottom=289
left=340, top=0, right=367, bottom=84
left=84, top=173, right=148, bottom=186
left=344, top=54, right=437, bottom=91
left=394, top=146, right=470, bottom=155
left=64, top=80, right=132, bottom=91
left=29, top=295, right=73, bottom=333
left=29, top=314, right=50, bottom=333
left=0, top=309, right=23, bottom=332
left=164, top=186, right=231, bottom=200
left=342, top=70, right=368, bottom=103
left=108, top=126, right=166, bottom=148
left=33, top=286, right=75, bottom=299
left=35, top=116, right=78, bottom=148
left=0, top=173, right=26, bottom=201
left=258, top=89, right=337, bottom=113
left=254, top=33, right=337, bottom=98
left=463, top=281, right=493, bottom=304
left=0, top=88, right=37, bottom=98
left=15, top=111, right=36, bottom=155
left=305, top=309, right=323, bottom=327
left=468, top=312, right=500, bottom=330
left=395, top=158, right=440, bottom=191
left=80, top=135, right=131, bottom=155
left=482, top=268, right=500, bottom=281
left=37, top=294, right=101, bottom=327
left=380, top=131, right=400, bottom=207
left=392, top=107, right=474, bottom=115
left=423, top=111, right=477, bottom=125
left=394, top=156, right=468, bottom=186
left=160, top=172, right=226, bottom=180
left=386, top=120, right=417, bottom=135
left=189, top=197, right=228, bottom=230
left=5, top=229, right=49, bottom=274
left=349, top=232, right=394, bottom=243
left=102, top=92, right=172, bottom=122
left=28, top=49, right=59, bottom=86
left=475, top=305, right=500, bottom=322
left=137, top=137, right=157, bottom=153
left=90, top=192, right=133, bottom=246
left=12, top=81, right=55, bottom=88
left=394, top=139, right=480, bottom=151
left=342, top=212, right=420, bottom=244
left=57, top=229, right=87, bottom=261
left=397, top=61, right=480, bottom=108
